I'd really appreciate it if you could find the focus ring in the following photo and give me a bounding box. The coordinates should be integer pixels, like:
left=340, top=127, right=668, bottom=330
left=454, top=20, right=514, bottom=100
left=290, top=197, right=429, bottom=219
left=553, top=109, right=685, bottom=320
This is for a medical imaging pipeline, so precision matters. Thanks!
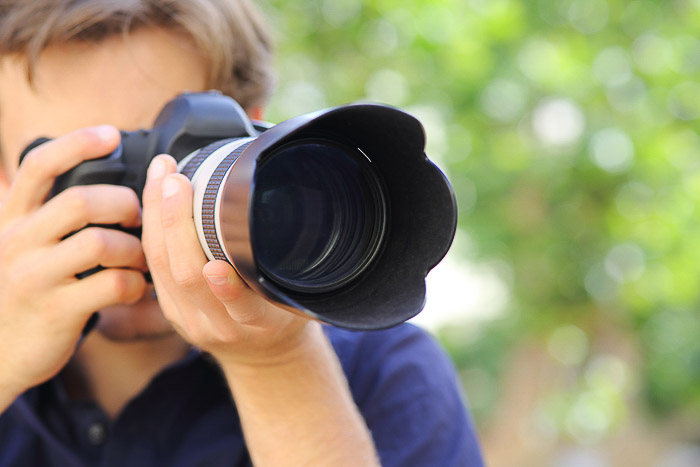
left=201, top=141, right=253, bottom=261
left=181, top=139, right=236, bottom=180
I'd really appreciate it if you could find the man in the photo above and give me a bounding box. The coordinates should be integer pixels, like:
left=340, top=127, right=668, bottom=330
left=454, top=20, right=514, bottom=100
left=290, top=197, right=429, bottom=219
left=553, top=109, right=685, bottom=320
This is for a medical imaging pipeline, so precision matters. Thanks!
left=0, top=1, right=484, bottom=466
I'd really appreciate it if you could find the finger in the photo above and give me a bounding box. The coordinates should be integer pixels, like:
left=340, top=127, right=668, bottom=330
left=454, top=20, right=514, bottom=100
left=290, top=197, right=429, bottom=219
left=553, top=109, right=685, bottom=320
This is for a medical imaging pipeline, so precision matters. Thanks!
left=160, top=173, right=209, bottom=289
left=141, top=155, right=177, bottom=280
left=26, top=185, right=141, bottom=243
left=44, top=227, right=147, bottom=284
left=202, top=260, right=248, bottom=303
left=147, top=264, right=203, bottom=340
left=4, top=126, right=121, bottom=216
left=203, top=260, right=284, bottom=328
left=141, top=155, right=198, bottom=342
left=57, top=268, right=147, bottom=316
left=157, top=173, right=244, bottom=334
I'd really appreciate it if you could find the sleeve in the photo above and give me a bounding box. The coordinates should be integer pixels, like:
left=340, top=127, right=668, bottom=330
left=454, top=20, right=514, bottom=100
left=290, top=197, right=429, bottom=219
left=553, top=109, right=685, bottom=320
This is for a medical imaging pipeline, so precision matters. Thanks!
left=335, top=324, right=485, bottom=467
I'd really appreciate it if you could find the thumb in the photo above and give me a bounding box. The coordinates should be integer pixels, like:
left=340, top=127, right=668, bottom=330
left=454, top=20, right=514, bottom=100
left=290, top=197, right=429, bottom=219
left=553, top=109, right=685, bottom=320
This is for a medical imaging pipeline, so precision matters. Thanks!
left=202, top=260, right=248, bottom=303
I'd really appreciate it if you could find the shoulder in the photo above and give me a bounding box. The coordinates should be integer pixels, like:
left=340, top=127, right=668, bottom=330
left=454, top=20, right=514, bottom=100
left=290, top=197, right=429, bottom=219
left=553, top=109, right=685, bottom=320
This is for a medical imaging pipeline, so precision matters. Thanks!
left=0, top=390, right=46, bottom=466
left=324, top=324, right=485, bottom=467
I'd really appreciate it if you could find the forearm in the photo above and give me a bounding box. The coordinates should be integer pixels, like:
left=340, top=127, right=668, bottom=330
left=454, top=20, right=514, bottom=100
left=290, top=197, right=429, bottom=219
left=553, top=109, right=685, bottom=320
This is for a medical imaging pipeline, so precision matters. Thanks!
left=217, top=322, right=379, bottom=467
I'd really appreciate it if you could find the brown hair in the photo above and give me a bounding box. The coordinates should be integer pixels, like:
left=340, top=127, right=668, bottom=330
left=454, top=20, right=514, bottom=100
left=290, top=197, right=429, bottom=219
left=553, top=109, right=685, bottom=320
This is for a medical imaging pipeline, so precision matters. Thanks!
left=0, top=0, right=275, bottom=109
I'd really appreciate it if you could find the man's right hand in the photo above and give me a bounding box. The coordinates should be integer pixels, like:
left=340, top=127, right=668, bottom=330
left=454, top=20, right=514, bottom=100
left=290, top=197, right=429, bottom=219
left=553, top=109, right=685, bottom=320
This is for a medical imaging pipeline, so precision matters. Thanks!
left=0, top=125, right=148, bottom=410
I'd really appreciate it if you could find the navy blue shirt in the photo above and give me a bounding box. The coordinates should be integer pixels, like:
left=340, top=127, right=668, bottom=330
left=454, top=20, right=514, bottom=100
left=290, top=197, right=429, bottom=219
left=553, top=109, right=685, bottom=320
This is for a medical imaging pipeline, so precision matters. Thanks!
left=0, top=324, right=484, bottom=466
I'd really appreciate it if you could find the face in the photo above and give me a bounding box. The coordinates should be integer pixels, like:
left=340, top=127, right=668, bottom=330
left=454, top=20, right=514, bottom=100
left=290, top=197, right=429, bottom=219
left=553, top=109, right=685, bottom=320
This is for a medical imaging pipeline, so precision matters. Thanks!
left=0, top=28, right=209, bottom=340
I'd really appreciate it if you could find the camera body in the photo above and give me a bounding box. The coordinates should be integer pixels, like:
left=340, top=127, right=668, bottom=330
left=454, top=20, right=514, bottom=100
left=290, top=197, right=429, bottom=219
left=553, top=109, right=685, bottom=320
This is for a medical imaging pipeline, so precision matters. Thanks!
left=29, top=91, right=258, bottom=204
left=22, top=92, right=458, bottom=330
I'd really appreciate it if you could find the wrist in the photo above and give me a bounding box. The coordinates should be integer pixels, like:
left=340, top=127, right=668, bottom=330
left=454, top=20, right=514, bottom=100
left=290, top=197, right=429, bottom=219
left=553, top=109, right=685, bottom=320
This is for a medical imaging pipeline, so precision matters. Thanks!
left=211, top=320, right=326, bottom=372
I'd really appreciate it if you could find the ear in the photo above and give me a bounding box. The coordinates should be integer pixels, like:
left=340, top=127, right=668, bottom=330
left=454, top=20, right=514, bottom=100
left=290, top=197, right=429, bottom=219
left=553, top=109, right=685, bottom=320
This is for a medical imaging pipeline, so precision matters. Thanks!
left=247, top=106, right=264, bottom=121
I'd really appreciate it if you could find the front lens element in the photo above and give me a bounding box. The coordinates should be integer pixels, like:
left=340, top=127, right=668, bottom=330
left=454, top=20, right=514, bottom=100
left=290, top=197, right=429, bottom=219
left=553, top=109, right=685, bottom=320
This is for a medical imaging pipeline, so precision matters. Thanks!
left=251, top=139, right=386, bottom=294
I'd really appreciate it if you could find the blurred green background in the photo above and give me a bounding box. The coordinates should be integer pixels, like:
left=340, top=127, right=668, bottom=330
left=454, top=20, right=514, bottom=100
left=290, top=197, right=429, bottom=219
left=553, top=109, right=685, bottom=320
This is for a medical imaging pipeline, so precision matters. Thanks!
left=259, top=0, right=700, bottom=465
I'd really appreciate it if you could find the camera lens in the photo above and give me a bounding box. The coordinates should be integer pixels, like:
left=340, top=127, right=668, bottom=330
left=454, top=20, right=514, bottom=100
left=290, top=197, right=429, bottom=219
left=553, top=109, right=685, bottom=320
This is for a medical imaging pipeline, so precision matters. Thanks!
left=251, top=139, right=387, bottom=294
left=176, top=97, right=455, bottom=329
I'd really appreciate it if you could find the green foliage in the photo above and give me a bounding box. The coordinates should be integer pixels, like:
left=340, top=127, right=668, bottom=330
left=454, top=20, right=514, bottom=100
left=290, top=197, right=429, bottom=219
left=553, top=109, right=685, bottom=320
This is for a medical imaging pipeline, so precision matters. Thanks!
left=259, top=0, right=700, bottom=423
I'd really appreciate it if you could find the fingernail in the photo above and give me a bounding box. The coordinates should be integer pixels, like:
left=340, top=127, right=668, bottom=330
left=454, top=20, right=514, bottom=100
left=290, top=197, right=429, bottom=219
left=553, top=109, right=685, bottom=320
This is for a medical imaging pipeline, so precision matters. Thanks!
left=148, top=157, right=167, bottom=180
left=206, top=274, right=229, bottom=285
left=95, top=125, right=117, bottom=143
left=162, top=176, right=180, bottom=198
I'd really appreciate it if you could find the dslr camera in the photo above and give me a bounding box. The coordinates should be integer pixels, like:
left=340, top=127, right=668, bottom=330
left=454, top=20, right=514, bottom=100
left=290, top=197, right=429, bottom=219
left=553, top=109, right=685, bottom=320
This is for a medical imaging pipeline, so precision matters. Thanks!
left=23, top=92, right=457, bottom=330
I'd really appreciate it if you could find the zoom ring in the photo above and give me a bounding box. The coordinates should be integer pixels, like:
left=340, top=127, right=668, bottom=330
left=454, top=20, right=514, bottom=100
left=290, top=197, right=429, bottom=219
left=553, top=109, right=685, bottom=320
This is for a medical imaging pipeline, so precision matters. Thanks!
left=201, top=141, right=253, bottom=261
left=180, top=139, right=236, bottom=180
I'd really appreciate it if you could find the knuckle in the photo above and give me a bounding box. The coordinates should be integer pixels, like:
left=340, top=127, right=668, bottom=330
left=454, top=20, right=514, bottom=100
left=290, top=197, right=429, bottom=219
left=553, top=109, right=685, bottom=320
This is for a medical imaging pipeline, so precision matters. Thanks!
left=82, top=227, right=109, bottom=256
left=63, top=186, right=92, bottom=219
left=145, top=249, right=169, bottom=272
left=160, top=205, right=178, bottom=229
left=124, top=188, right=142, bottom=212
left=171, top=267, right=202, bottom=290
left=107, top=270, right=129, bottom=297
left=105, top=270, right=143, bottom=302
left=20, top=150, right=47, bottom=177
left=233, top=309, right=264, bottom=327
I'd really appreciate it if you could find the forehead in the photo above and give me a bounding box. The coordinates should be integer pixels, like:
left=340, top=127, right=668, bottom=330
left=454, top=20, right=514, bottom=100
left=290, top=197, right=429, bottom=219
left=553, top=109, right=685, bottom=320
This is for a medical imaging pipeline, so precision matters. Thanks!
left=0, top=28, right=207, bottom=172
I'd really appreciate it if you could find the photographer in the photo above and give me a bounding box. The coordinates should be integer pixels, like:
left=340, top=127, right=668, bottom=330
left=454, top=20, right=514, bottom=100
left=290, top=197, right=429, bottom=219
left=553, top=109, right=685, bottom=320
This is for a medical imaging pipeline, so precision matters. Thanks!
left=0, top=1, right=483, bottom=466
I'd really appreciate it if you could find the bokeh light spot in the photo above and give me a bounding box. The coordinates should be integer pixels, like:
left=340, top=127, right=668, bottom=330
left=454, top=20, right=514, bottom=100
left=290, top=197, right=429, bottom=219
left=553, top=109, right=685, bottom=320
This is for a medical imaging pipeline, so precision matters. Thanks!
left=321, top=0, right=361, bottom=27
left=615, top=181, right=655, bottom=221
left=548, top=325, right=589, bottom=366
left=568, top=0, right=609, bottom=34
left=632, top=33, right=674, bottom=75
left=605, top=75, right=647, bottom=113
left=532, top=98, right=585, bottom=147
left=592, top=46, right=632, bottom=86
left=589, top=127, right=635, bottom=173
left=668, top=81, right=700, bottom=120
left=479, top=78, right=529, bottom=123
left=365, top=69, right=409, bottom=107
left=605, top=243, right=646, bottom=283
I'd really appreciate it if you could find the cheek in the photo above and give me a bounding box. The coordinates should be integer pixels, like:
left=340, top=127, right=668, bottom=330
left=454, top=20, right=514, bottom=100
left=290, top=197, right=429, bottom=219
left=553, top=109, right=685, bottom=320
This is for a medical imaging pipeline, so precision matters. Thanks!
left=0, top=118, right=22, bottom=175
left=0, top=127, right=19, bottom=196
left=0, top=78, right=44, bottom=171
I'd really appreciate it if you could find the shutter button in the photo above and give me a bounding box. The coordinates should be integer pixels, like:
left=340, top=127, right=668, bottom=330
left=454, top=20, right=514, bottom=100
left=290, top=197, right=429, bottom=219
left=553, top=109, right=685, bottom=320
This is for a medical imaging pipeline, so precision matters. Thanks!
left=87, top=421, right=107, bottom=446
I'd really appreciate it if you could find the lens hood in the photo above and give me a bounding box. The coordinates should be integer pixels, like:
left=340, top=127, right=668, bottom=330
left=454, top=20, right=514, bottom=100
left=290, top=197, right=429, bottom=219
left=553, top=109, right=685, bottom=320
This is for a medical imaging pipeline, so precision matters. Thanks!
left=205, top=104, right=457, bottom=330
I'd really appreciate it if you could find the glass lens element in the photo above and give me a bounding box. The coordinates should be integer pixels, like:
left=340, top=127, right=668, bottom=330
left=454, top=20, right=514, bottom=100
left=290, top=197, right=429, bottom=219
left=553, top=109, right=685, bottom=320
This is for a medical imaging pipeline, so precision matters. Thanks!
left=251, top=139, right=386, bottom=294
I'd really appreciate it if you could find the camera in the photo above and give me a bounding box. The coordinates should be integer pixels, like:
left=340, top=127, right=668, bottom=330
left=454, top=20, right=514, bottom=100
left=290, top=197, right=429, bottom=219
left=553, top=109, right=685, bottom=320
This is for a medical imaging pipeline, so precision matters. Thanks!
left=21, top=91, right=457, bottom=330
